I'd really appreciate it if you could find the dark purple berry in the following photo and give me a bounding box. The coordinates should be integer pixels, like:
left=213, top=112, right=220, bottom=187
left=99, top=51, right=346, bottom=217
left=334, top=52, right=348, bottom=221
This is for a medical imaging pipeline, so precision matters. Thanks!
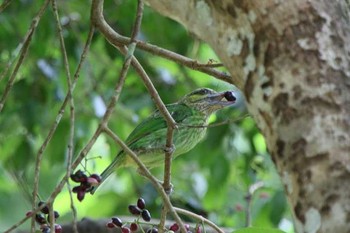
left=130, top=223, right=138, bottom=232
left=55, top=224, right=62, bottom=233
left=35, top=213, right=47, bottom=224
left=80, top=181, right=92, bottom=190
left=147, top=228, right=158, bottom=233
left=72, top=186, right=81, bottom=193
left=169, top=223, right=179, bottom=232
left=54, top=211, right=60, bottom=219
left=47, top=211, right=60, bottom=222
left=128, top=205, right=141, bottom=215
left=106, top=222, right=116, bottom=228
left=184, top=224, right=190, bottom=231
left=70, top=170, right=88, bottom=183
left=41, top=225, right=51, bottom=233
left=141, top=209, right=151, bottom=222
left=90, top=174, right=102, bottom=183
left=121, top=227, right=131, bottom=233
left=137, top=198, right=146, bottom=209
left=224, top=91, right=236, bottom=102
left=77, top=191, right=85, bottom=202
left=111, top=217, right=123, bottom=227
left=38, top=201, right=49, bottom=214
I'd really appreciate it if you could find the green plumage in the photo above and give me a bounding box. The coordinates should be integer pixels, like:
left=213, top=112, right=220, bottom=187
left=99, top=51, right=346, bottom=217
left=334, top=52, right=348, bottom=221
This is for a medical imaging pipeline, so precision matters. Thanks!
left=91, top=88, right=236, bottom=193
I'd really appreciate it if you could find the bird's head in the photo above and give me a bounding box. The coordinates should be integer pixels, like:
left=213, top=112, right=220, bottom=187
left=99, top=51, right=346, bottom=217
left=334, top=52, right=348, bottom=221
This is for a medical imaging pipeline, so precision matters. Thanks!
left=179, top=88, right=236, bottom=115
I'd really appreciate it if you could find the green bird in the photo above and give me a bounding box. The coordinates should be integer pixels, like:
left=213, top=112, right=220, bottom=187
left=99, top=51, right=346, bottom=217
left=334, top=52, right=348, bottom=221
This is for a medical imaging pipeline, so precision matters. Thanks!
left=90, top=88, right=236, bottom=194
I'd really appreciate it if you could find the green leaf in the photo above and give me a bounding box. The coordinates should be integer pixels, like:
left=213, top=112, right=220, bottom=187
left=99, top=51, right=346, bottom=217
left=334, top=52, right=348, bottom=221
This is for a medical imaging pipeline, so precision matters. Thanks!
left=232, top=227, right=286, bottom=233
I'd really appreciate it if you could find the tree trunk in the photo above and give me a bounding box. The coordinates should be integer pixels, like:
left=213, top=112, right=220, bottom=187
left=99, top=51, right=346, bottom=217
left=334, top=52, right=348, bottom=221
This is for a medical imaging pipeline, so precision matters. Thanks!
left=143, top=1, right=350, bottom=232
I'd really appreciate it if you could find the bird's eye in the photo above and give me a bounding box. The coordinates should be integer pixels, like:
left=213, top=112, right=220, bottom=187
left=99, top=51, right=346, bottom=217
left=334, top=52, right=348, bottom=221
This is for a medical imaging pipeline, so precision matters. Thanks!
left=224, top=91, right=236, bottom=101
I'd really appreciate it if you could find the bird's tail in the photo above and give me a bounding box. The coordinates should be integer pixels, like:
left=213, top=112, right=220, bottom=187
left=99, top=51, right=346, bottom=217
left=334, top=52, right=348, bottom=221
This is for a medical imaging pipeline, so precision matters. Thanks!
left=90, top=151, right=124, bottom=194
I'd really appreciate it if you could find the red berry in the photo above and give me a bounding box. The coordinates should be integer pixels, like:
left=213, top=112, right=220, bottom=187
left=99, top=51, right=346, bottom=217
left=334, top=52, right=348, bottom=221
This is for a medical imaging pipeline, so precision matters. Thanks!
left=26, top=211, right=33, bottom=217
left=55, top=224, right=63, bottom=233
left=141, top=209, right=151, bottom=222
left=130, top=223, right=138, bottom=232
left=137, top=198, right=146, bottom=209
left=195, top=226, right=202, bottom=233
left=106, top=222, right=116, bottom=228
left=128, top=205, right=141, bottom=215
left=111, top=217, right=123, bottom=227
left=235, top=204, right=243, bottom=212
left=169, top=223, right=179, bottom=232
left=121, top=227, right=131, bottom=233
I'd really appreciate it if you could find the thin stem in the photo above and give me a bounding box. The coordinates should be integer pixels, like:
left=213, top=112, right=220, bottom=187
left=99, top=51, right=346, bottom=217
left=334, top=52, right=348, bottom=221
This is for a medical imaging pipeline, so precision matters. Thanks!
left=88, top=27, right=232, bottom=83
left=0, top=0, right=13, bottom=13
left=51, top=1, right=78, bottom=232
left=4, top=24, right=95, bottom=233
left=0, top=0, right=50, bottom=113
left=174, top=207, right=225, bottom=233
left=245, top=181, right=264, bottom=227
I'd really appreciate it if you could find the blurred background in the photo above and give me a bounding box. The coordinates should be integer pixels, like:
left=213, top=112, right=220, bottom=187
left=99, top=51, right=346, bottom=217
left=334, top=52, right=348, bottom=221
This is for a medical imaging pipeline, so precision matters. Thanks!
left=0, top=1, right=293, bottom=232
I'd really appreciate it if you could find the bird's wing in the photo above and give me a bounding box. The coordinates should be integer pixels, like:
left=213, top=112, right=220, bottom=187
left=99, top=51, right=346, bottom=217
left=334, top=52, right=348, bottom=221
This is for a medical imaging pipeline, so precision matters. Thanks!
left=125, top=103, right=193, bottom=146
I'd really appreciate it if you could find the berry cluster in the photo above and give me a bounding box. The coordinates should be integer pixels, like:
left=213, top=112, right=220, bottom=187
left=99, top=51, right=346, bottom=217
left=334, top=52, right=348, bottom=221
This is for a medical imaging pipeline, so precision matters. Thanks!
left=128, top=198, right=151, bottom=222
left=106, top=198, right=152, bottom=233
left=169, top=223, right=203, bottom=233
left=70, top=170, right=101, bottom=201
left=26, top=202, right=62, bottom=233
left=105, top=198, right=203, bottom=233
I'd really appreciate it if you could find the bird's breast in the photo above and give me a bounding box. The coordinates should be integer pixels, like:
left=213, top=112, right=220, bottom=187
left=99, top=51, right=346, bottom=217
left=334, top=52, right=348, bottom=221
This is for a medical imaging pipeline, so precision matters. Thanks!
left=172, top=116, right=208, bottom=156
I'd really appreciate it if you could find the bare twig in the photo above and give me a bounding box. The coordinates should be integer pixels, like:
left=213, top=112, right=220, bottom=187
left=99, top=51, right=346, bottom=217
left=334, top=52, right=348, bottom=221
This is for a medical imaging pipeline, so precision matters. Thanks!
left=96, top=32, right=232, bottom=84
left=174, top=207, right=225, bottom=233
left=245, top=181, right=264, bottom=227
left=160, top=123, right=175, bottom=232
left=130, top=0, right=144, bottom=42
left=4, top=24, right=95, bottom=233
left=0, top=0, right=12, bottom=13
left=51, top=1, right=78, bottom=232
left=0, top=0, right=50, bottom=113
left=0, top=55, right=14, bottom=82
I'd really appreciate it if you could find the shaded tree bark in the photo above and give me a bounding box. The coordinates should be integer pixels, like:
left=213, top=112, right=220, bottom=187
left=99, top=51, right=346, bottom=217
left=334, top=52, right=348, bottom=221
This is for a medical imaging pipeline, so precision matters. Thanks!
left=143, top=1, right=350, bottom=232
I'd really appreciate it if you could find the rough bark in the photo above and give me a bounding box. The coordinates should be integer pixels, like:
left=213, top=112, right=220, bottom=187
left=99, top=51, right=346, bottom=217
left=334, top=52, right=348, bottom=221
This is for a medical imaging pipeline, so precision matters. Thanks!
left=143, top=1, right=350, bottom=232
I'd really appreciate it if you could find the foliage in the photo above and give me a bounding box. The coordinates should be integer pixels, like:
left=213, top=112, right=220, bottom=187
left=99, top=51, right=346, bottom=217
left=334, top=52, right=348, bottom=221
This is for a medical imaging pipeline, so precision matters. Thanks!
left=0, top=1, right=293, bottom=232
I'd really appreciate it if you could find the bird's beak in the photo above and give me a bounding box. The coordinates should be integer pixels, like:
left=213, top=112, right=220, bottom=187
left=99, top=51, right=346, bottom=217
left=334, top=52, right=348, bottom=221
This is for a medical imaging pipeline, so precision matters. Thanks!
left=207, top=91, right=236, bottom=107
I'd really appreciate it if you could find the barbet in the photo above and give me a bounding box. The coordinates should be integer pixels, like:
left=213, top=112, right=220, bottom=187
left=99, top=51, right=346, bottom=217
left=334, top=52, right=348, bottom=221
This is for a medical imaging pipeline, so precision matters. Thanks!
left=90, top=88, right=236, bottom=194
